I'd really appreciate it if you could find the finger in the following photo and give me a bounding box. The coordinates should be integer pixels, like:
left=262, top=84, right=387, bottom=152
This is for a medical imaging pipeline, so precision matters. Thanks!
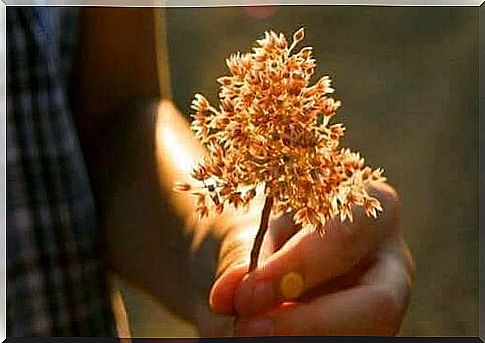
left=234, top=182, right=399, bottom=316
left=359, top=233, right=415, bottom=312
left=210, top=221, right=275, bottom=315
left=235, top=284, right=402, bottom=336
left=209, top=212, right=300, bottom=315
left=267, top=213, right=301, bottom=252
left=209, top=224, right=256, bottom=315
left=235, top=234, right=412, bottom=337
left=291, top=232, right=414, bottom=306
left=210, top=264, right=248, bottom=316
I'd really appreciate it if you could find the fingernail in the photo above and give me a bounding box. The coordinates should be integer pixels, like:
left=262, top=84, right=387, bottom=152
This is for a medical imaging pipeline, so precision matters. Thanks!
left=238, top=318, right=274, bottom=336
left=280, top=272, right=304, bottom=300
left=235, top=281, right=273, bottom=315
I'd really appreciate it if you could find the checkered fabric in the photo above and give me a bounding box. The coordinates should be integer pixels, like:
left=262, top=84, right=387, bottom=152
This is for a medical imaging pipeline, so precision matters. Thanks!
left=7, top=7, right=115, bottom=336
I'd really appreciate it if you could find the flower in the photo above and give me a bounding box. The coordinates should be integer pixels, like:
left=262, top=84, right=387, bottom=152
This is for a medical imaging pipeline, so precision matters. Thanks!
left=180, top=27, right=386, bottom=233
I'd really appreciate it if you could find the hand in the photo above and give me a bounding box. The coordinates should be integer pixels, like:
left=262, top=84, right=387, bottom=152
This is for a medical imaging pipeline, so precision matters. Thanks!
left=209, top=182, right=414, bottom=336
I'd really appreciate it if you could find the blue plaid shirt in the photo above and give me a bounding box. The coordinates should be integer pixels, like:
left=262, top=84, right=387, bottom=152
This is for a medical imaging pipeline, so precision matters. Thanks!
left=7, top=7, right=115, bottom=336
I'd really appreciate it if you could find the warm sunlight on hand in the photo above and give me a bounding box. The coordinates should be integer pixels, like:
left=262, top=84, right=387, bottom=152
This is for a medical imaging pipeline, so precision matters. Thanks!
left=210, top=182, right=414, bottom=336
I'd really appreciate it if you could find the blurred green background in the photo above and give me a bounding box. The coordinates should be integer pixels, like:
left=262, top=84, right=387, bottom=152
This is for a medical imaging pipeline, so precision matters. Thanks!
left=120, top=6, right=478, bottom=337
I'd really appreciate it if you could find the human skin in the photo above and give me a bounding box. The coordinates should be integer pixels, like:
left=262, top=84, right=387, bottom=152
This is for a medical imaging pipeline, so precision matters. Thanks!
left=211, top=182, right=415, bottom=336
left=72, top=9, right=414, bottom=336
left=155, top=101, right=415, bottom=336
left=99, top=100, right=413, bottom=337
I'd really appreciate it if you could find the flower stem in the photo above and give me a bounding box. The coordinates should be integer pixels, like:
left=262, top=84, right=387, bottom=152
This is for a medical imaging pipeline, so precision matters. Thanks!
left=248, top=195, right=274, bottom=273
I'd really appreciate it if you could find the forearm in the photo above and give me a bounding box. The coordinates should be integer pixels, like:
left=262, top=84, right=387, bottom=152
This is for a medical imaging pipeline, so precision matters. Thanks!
left=153, top=100, right=263, bottom=330
left=71, top=8, right=249, bottom=328
left=91, top=99, right=258, bottom=330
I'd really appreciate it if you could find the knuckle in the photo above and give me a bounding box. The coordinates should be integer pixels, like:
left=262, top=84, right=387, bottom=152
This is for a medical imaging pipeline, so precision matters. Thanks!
left=372, top=287, right=404, bottom=336
left=380, top=183, right=400, bottom=217
left=367, top=182, right=400, bottom=233
left=382, top=182, right=399, bottom=204
left=368, top=181, right=400, bottom=208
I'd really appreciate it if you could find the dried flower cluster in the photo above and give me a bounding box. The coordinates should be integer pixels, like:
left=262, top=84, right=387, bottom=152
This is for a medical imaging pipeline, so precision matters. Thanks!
left=176, top=27, right=386, bottom=235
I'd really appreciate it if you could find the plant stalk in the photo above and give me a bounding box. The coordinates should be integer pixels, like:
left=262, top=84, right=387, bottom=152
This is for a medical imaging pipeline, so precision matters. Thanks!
left=248, top=195, right=274, bottom=273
